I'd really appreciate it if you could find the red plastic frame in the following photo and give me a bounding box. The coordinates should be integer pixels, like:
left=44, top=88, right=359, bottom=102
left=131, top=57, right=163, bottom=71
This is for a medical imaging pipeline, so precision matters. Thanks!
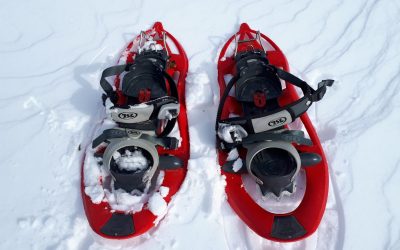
left=81, top=22, right=189, bottom=239
left=217, top=23, right=329, bottom=242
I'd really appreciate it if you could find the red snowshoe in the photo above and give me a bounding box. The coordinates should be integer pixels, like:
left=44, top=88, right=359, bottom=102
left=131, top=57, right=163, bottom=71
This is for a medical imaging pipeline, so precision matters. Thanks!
left=81, top=22, right=189, bottom=239
left=216, top=23, right=333, bottom=242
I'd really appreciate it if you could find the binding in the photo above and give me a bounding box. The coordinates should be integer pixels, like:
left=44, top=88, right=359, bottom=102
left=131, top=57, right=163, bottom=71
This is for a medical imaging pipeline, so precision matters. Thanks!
left=93, top=45, right=182, bottom=194
left=217, top=48, right=334, bottom=197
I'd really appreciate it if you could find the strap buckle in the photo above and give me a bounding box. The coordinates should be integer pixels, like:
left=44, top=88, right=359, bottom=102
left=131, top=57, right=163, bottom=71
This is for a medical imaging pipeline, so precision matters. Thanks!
left=311, top=79, right=334, bottom=102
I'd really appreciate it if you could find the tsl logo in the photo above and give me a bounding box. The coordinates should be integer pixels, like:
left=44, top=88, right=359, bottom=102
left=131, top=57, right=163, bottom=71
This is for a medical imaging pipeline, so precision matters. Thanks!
left=118, top=112, right=138, bottom=120
left=268, top=117, right=287, bottom=127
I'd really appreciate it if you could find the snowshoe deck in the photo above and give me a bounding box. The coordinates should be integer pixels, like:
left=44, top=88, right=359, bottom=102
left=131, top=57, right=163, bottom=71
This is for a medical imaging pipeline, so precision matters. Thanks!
left=81, top=22, right=189, bottom=239
left=216, top=23, right=330, bottom=242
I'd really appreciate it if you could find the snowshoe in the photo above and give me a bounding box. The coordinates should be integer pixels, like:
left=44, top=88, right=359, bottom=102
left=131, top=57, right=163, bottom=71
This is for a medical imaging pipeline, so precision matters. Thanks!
left=81, top=22, right=189, bottom=239
left=216, top=23, right=334, bottom=242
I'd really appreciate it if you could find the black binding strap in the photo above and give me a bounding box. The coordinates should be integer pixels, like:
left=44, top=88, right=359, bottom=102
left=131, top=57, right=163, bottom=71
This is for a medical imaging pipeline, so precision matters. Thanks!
left=99, top=63, right=179, bottom=106
left=215, top=75, right=239, bottom=130
left=92, top=128, right=179, bottom=150
left=99, top=62, right=179, bottom=137
left=216, top=65, right=333, bottom=134
left=100, top=64, right=132, bottom=104
left=275, top=67, right=333, bottom=102
left=159, top=71, right=179, bottom=137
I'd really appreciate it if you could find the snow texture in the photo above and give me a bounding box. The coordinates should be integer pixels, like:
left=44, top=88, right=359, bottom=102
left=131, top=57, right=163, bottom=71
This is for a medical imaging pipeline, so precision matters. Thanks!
left=104, top=188, right=146, bottom=214
left=159, top=186, right=170, bottom=198
left=226, top=148, right=239, bottom=161
left=138, top=38, right=164, bottom=53
left=1, top=0, right=400, bottom=250
left=83, top=151, right=108, bottom=204
left=148, top=192, right=168, bottom=217
left=232, top=158, right=243, bottom=172
left=217, top=124, right=248, bottom=143
left=113, top=150, right=149, bottom=172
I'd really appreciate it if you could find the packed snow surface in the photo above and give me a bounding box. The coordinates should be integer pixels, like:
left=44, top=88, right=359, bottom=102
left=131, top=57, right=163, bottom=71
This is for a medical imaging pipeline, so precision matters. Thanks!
left=1, top=0, right=400, bottom=250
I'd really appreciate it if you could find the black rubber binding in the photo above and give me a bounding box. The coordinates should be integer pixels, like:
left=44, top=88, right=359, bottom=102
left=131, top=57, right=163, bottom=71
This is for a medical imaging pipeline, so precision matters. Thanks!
left=100, top=213, right=135, bottom=237
left=251, top=148, right=297, bottom=197
left=216, top=50, right=333, bottom=197
left=96, top=49, right=183, bottom=194
left=109, top=147, right=155, bottom=193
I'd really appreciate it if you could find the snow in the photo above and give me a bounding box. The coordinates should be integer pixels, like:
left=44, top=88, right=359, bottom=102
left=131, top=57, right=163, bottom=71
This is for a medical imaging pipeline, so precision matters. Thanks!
left=1, top=0, right=400, bottom=250
left=84, top=185, right=105, bottom=205
left=138, top=38, right=164, bottom=53
left=226, top=148, right=239, bottom=161
left=232, top=158, right=243, bottom=172
left=104, top=98, right=114, bottom=112
left=159, top=186, right=170, bottom=198
left=104, top=188, right=146, bottom=213
left=217, top=123, right=248, bottom=143
left=83, top=151, right=108, bottom=204
left=105, top=170, right=167, bottom=214
left=148, top=192, right=168, bottom=217
left=113, top=150, right=149, bottom=172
